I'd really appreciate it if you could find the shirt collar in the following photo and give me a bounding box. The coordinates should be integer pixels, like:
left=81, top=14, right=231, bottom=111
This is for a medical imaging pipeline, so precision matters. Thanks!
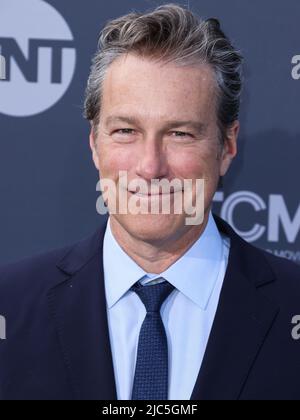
left=103, top=211, right=224, bottom=310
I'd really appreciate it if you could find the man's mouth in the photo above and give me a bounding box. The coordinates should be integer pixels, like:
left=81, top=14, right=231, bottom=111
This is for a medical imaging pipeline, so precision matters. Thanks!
left=128, top=190, right=181, bottom=197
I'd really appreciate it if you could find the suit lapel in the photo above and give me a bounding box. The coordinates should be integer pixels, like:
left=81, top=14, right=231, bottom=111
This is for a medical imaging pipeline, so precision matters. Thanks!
left=48, top=215, right=117, bottom=400
left=190, top=216, right=280, bottom=400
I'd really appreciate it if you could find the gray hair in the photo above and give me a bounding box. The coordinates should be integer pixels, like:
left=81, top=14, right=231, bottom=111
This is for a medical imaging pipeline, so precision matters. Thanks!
left=83, top=3, right=244, bottom=143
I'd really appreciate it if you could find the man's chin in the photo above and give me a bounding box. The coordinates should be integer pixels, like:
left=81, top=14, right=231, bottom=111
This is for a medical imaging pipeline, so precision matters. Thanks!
left=112, top=213, right=185, bottom=242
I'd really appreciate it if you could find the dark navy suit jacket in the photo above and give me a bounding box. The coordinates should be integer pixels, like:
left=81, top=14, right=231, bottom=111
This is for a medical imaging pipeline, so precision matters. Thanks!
left=1, top=214, right=300, bottom=400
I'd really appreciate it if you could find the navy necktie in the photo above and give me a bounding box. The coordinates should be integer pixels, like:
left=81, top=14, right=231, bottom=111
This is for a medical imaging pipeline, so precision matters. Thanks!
left=130, top=279, right=175, bottom=400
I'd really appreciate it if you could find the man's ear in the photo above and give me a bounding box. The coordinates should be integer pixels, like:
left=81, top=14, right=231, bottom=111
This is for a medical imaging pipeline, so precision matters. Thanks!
left=220, top=120, right=239, bottom=177
left=89, top=124, right=100, bottom=171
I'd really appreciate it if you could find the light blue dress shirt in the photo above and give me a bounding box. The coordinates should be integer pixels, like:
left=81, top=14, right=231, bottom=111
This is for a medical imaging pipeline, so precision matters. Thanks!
left=103, top=212, right=230, bottom=400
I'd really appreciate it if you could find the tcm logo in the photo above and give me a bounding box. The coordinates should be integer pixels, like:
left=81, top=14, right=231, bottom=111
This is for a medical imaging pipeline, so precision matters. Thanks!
left=214, top=191, right=300, bottom=243
left=0, top=0, right=76, bottom=117
left=0, top=315, right=6, bottom=340
left=292, top=55, right=300, bottom=80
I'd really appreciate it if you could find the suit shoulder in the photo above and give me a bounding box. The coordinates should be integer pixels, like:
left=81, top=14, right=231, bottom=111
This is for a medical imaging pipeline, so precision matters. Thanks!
left=261, top=248, right=300, bottom=279
left=0, top=243, right=74, bottom=295
left=223, top=219, right=300, bottom=300
left=216, top=214, right=300, bottom=294
left=0, top=221, right=105, bottom=298
left=256, top=246, right=300, bottom=299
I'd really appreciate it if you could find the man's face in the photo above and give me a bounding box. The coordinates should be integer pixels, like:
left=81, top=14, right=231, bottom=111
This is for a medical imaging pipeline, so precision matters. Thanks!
left=90, top=53, right=239, bottom=243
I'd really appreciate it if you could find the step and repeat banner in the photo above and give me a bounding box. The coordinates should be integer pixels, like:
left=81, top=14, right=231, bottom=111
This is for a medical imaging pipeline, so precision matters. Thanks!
left=0, top=0, right=299, bottom=264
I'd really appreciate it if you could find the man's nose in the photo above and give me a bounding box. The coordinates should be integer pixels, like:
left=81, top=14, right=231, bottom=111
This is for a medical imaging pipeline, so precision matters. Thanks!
left=135, top=138, right=168, bottom=181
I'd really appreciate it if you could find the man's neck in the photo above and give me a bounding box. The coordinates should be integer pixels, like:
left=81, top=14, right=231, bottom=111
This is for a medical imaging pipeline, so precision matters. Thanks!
left=109, top=212, right=210, bottom=274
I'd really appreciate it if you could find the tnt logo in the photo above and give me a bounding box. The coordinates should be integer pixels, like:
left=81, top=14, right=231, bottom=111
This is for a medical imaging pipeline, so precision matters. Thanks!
left=0, top=0, right=76, bottom=117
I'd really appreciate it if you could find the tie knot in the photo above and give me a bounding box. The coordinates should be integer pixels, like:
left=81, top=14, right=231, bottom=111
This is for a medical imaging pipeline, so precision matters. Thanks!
left=130, top=279, right=175, bottom=313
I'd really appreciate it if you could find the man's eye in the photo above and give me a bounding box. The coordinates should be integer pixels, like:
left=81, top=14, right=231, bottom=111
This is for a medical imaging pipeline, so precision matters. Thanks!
left=114, top=128, right=135, bottom=135
left=170, top=131, right=192, bottom=138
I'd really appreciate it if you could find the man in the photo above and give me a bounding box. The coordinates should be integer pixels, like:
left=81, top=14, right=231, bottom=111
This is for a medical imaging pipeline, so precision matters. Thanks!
left=1, top=4, right=300, bottom=401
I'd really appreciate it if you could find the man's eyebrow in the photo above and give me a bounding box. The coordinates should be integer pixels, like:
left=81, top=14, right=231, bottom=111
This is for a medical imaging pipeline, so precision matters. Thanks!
left=104, top=115, right=206, bottom=132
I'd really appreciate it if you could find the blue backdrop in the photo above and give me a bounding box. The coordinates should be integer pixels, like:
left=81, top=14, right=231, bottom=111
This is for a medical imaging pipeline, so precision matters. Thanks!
left=0, top=0, right=299, bottom=264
